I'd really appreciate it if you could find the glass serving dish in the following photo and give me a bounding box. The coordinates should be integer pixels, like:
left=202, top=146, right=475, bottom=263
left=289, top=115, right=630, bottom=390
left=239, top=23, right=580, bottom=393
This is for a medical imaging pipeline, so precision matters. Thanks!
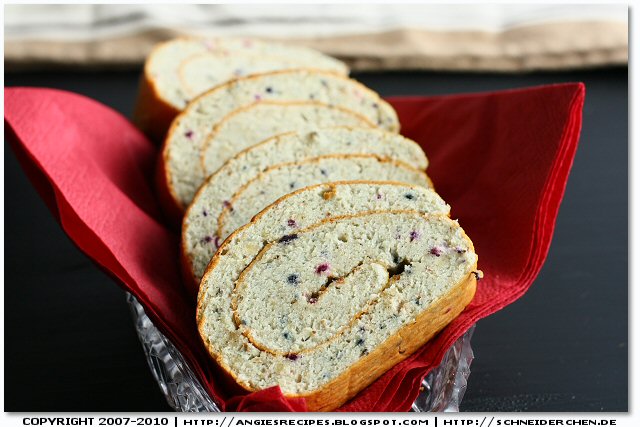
left=127, top=293, right=474, bottom=412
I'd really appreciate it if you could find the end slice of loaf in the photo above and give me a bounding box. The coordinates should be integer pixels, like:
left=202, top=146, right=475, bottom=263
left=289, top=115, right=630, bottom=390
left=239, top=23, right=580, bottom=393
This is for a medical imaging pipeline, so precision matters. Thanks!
left=158, top=69, right=400, bottom=219
left=197, top=208, right=478, bottom=411
left=133, top=37, right=348, bottom=142
left=201, top=101, right=375, bottom=175
left=217, top=154, right=432, bottom=239
left=183, top=128, right=429, bottom=286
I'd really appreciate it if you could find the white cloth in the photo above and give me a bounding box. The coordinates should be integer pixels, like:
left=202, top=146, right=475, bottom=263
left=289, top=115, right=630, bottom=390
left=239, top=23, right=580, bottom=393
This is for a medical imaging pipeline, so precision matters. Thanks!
left=4, top=4, right=628, bottom=72
left=5, top=4, right=628, bottom=40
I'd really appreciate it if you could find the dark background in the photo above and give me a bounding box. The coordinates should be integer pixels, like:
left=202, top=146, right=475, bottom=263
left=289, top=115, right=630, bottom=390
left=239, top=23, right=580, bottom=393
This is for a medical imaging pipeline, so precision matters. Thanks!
left=4, top=68, right=628, bottom=412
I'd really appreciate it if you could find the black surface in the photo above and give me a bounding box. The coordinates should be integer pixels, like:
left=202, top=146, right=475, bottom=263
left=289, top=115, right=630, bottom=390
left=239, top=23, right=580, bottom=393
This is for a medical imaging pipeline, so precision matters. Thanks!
left=4, top=68, right=628, bottom=412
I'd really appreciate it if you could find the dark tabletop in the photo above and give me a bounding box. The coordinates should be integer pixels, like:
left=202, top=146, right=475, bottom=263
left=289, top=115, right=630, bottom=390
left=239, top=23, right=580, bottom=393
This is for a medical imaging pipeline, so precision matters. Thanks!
left=4, top=68, right=628, bottom=412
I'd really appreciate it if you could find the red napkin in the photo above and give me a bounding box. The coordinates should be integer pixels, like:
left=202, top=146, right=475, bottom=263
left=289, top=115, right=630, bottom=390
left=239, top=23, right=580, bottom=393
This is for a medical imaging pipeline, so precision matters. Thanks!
left=4, top=82, right=584, bottom=412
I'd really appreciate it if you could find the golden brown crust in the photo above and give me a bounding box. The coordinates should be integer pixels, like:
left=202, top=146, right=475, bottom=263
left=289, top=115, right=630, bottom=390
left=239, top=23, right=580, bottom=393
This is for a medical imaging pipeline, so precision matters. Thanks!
left=179, top=242, right=199, bottom=300
left=196, top=210, right=478, bottom=411
left=180, top=243, right=199, bottom=296
left=132, top=67, right=181, bottom=144
left=154, top=145, right=185, bottom=228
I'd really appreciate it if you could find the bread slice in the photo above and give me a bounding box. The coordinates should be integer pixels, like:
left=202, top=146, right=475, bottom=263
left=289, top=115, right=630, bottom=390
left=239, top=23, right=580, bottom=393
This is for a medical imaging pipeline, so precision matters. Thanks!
left=179, top=53, right=346, bottom=101
left=217, top=154, right=432, bottom=240
left=133, top=37, right=348, bottom=142
left=197, top=206, right=478, bottom=411
left=183, top=128, right=429, bottom=286
left=201, top=101, right=375, bottom=175
left=158, top=69, right=400, bottom=222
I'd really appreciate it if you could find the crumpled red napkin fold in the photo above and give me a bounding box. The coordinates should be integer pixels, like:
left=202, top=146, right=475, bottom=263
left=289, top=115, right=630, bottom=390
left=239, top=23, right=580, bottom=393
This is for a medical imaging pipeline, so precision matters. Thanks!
left=4, top=82, right=584, bottom=412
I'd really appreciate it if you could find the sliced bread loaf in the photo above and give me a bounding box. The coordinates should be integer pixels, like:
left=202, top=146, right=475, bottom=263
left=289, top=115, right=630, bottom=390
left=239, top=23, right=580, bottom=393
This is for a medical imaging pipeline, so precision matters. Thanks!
left=158, top=69, right=400, bottom=221
left=201, top=102, right=375, bottom=175
left=217, top=154, right=432, bottom=240
left=133, top=37, right=348, bottom=142
left=197, top=208, right=478, bottom=411
left=183, top=128, right=429, bottom=286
